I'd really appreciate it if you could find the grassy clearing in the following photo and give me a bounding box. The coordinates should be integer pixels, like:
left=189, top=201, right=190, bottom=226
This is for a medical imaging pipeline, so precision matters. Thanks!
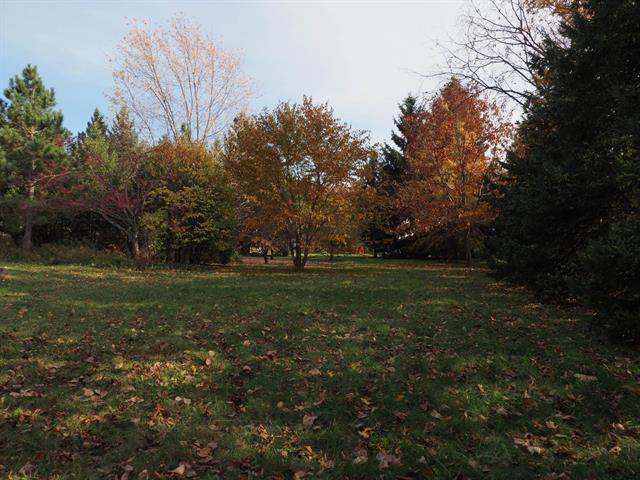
left=0, top=256, right=638, bottom=479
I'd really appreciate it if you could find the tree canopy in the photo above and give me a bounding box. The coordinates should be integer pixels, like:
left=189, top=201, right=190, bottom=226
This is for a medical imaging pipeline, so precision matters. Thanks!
left=224, top=97, right=371, bottom=271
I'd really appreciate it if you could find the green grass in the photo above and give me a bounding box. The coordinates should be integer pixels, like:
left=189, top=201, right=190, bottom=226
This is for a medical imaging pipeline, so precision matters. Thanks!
left=1, top=256, right=638, bottom=479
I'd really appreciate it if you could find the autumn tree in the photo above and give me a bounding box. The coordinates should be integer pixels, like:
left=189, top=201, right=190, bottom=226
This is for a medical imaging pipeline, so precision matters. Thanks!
left=110, top=15, right=253, bottom=144
left=224, top=97, right=371, bottom=271
left=236, top=197, right=287, bottom=264
left=144, top=140, right=236, bottom=264
left=319, top=185, right=362, bottom=261
left=74, top=107, right=153, bottom=261
left=0, top=65, right=69, bottom=250
left=400, top=79, right=511, bottom=266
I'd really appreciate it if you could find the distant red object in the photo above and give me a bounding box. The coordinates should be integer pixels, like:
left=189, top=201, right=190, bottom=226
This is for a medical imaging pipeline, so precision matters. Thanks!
left=356, top=245, right=366, bottom=255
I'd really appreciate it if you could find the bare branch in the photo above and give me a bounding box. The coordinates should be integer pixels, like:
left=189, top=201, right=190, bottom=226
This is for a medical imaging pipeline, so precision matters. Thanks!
left=429, top=0, right=565, bottom=112
left=109, top=15, right=254, bottom=144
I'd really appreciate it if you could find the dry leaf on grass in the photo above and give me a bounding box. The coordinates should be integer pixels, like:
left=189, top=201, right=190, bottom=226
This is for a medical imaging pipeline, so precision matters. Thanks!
left=376, top=449, right=401, bottom=469
left=302, top=413, right=318, bottom=428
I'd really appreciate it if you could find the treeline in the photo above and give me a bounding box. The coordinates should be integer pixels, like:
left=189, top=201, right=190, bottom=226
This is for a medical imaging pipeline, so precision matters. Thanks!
left=0, top=82, right=236, bottom=264
left=0, top=1, right=638, bottom=341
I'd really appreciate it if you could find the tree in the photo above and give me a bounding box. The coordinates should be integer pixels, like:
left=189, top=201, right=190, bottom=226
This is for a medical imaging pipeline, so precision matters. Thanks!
left=362, top=95, right=423, bottom=257
left=382, top=95, right=422, bottom=183
left=437, top=0, right=571, bottom=110
left=319, top=185, right=362, bottom=261
left=400, top=79, right=511, bottom=266
left=0, top=65, right=69, bottom=249
left=110, top=14, right=253, bottom=144
left=74, top=108, right=153, bottom=261
left=224, top=97, right=371, bottom=271
left=85, top=108, right=107, bottom=137
left=491, top=0, right=640, bottom=341
left=145, top=140, right=237, bottom=264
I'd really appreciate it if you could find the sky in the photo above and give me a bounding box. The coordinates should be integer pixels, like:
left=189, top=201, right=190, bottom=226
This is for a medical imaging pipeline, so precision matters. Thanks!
left=1, top=0, right=467, bottom=145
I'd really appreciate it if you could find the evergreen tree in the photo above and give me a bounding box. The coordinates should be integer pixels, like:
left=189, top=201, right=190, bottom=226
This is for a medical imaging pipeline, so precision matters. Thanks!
left=0, top=65, right=68, bottom=249
left=108, top=106, right=138, bottom=158
left=362, top=95, right=422, bottom=256
left=492, top=0, right=640, bottom=341
left=381, top=94, right=421, bottom=183
left=75, top=108, right=107, bottom=145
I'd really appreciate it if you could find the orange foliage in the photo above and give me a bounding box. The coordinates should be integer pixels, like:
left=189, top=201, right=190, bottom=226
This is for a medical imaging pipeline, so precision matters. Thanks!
left=224, top=97, right=371, bottom=270
left=400, top=79, right=512, bottom=263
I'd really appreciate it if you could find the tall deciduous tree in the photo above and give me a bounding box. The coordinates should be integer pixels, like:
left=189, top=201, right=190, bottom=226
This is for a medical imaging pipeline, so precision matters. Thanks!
left=437, top=0, right=570, bottom=110
left=0, top=65, right=68, bottom=249
left=401, top=79, right=511, bottom=265
left=110, top=15, right=253, bottom=144
left=224, top=97, right=371, bottom=271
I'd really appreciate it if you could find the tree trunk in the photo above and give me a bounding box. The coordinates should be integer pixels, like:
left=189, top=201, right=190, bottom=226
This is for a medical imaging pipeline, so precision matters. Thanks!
left=262, top=247, right=269, bottom=264
left=329, top=251, right=334, bottom=262
left=21, top=183, right=35, bottom=251
left=464, top=228, right=472, bottom=267
left=130, top=228, right=141, bottom=262
left=373, top=248, right=378, bottom=259
left=178, top=246, right=191, bottom=264
left=294, top=244, right=304, bottom=271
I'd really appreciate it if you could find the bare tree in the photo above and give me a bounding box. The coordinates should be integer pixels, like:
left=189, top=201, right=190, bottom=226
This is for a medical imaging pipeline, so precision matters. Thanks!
left=110, top=15, right=253, bottom=144
left=435, top=0, right=568, bottom=110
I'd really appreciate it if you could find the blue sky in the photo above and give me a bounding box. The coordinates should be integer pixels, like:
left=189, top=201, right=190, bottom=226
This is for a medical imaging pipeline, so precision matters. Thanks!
left=1, top=0, right=466, bottom=144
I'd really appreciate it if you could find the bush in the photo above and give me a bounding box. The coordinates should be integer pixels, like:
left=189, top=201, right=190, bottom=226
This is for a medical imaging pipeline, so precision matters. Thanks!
left=0, top=243, right=131, bottom=267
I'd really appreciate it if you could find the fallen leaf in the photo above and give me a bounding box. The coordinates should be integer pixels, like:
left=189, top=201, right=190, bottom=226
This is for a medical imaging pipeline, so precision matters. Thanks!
left=574, top=373, right=597, bottom=382
left=527, top=445, right=546, bottom=455
left=169, top=462, right=196, bottom=477
left=376, top=449, right=401, bottom=469
left=609, top=446, right=622, bottom=456
left=353, top=447, right=368, bottom=464
left=197, top=447, right=212, bottom=458
left=302, top=414, right=318, bottom=428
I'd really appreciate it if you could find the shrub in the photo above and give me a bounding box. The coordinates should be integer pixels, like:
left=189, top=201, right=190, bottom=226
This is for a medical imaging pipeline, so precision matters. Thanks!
left=0, top=243, right=131, bottom=267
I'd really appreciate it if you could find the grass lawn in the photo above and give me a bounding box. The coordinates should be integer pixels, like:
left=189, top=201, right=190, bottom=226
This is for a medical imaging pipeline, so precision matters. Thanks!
left=0, top=256, right=639, bottom=479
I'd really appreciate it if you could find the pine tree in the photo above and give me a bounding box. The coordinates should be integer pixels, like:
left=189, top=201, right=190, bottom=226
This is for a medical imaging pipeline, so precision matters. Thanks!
left=109, top=106, right=138, bottom=158
left=362, top=95, right=422, bottom=257
left=75, top=105, right=148, bottom=260
left=381, top=95, right=421, bottom=183
left=0, top=65, right=68, bottom=249
left=77, top=108, right=107, bottom=143
left=492, top=0, right=640, bottom=341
